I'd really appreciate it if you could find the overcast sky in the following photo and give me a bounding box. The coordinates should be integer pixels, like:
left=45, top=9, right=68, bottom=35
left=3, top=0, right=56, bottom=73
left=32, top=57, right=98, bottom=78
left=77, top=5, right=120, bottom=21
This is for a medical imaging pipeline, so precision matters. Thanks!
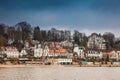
left=0, top=0, right=120, bottom=37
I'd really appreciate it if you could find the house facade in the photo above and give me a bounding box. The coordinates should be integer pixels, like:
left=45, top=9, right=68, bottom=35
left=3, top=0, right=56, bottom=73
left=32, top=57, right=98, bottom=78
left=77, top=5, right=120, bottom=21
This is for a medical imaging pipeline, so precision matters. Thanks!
left=86, top=50, right=103, bottom=58
left=4, top=47, right=19, bottom=58
left=20, top=49, right=28, bottom=57
left=61, top=40, right=73, bottom=48
left=73, top=46, right=85, bottom=59
left=34, top=44, right=43, bottom=57
left=49, top=48, right=67, bottom=57
left=103, top=51, right=120, bottom=61
left=87, top=33, right=106, bottom=50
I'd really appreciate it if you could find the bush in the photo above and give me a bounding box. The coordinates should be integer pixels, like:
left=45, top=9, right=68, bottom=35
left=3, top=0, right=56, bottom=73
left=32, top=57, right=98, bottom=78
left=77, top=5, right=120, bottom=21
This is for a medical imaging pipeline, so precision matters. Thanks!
left=0, top=57, right=4, bottom=64
left=9, top=57, right=19, bottom=64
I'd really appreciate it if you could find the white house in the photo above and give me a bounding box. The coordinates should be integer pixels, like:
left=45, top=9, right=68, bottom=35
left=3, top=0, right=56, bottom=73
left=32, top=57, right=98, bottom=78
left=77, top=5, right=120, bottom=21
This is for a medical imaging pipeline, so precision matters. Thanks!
left=34, top=48, right=43, bottom=57
left=116, top=51, right=120, bottom=60
left=43, top=45, right=49, bottom=56
left=61, top=40, right=73, bottom=48
left=79, top=47, right=85, bottom=59
left=73, top=46, right=85, bottom=59
left=109, top=51, right=120, bottom=60
left=87, top=50, right=103, bottom=58
left=74, top=46, right=80, bottom=55
left=34, top=44, right=43, bottom=57
left=5, top=47, right=19, bottom=58
left=87, top=33, right=106, bottom=50
left=20, top=49, right=28, bottom=57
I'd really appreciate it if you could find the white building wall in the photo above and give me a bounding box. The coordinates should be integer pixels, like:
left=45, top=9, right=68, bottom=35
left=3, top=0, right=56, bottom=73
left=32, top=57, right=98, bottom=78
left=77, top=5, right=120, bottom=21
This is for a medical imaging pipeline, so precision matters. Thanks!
left=5, top=47, right=19, bottom=58
left=58, top=58, right=72, bottom=64
left=34, top=48, right=43, bottom=57
left=73, top=47, right=80, bottom=56
left=20, top=49, right=27, bottom=56
left=87, top=35, right=106, bottom=50
left=87, top=51, right=103, bottom=58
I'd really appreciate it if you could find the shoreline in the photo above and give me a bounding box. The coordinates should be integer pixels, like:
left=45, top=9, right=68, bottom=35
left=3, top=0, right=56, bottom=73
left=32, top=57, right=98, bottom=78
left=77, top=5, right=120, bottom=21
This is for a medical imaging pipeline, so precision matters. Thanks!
left=0, top=64, right=120, bottom=68
left=0, top=64, right=65, bottom=68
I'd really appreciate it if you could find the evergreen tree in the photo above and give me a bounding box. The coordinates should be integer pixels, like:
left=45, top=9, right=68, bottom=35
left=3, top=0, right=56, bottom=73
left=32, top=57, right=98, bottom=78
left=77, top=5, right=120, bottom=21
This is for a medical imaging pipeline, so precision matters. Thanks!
left=33, top=26, right=41, bottom=41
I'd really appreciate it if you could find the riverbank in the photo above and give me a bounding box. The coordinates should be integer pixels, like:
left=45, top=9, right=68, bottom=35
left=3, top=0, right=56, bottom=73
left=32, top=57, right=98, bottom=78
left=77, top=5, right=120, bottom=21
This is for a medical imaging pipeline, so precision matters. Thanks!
left=0, top=64, right=65, bottom=68
left=0, top=64, right=120, bottom=67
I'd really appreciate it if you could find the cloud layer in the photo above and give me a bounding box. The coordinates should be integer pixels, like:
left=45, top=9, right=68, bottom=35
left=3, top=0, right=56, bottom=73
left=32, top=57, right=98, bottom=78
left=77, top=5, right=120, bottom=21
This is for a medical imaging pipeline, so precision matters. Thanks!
left=0, top=0, right=120, bottom=37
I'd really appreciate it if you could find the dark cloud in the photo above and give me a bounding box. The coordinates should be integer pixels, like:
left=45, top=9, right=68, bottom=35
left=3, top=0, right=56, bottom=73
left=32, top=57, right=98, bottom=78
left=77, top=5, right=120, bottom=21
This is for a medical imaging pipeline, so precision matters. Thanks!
left=0, top=0, right=120, bottom=37
left=0, top=0, right=80, bottom=10
left=0, top=0, right=120, bottom=13
left=90, top=0, right=120, bottom=13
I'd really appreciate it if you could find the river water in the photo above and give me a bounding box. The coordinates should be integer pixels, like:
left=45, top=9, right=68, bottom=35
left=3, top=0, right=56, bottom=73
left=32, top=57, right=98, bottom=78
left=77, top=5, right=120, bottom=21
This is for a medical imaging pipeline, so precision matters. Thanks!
left=0, top=67, right=120, bottom=80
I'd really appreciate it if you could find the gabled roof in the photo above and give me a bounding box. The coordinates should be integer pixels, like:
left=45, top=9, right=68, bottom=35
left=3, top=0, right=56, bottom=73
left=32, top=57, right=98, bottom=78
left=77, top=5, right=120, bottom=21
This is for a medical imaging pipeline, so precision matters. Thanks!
left=103, top=51, right=114, bottom=54
left=49, top=48, right=67, bottom=54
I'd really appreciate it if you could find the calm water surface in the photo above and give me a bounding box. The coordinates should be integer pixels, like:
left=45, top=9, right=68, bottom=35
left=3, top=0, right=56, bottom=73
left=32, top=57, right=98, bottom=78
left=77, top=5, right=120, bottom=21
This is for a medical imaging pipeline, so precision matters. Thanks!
left=0, top=67, right=120, bottom=80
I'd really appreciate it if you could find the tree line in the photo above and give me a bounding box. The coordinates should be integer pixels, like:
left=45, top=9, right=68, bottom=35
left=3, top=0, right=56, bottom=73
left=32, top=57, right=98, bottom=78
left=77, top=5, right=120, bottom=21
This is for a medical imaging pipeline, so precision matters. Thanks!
left=0, top=21, right=120, bottom=51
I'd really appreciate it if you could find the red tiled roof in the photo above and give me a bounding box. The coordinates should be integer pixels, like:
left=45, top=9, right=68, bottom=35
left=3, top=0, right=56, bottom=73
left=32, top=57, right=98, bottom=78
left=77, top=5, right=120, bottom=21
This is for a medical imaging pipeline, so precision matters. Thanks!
left=49, top=48, right=67, bottom=54
left=59, top=48, right=67, bottom=53
left=49, top=50, right=54, bottom=53
left=103, top=51, right=114, bottom=54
